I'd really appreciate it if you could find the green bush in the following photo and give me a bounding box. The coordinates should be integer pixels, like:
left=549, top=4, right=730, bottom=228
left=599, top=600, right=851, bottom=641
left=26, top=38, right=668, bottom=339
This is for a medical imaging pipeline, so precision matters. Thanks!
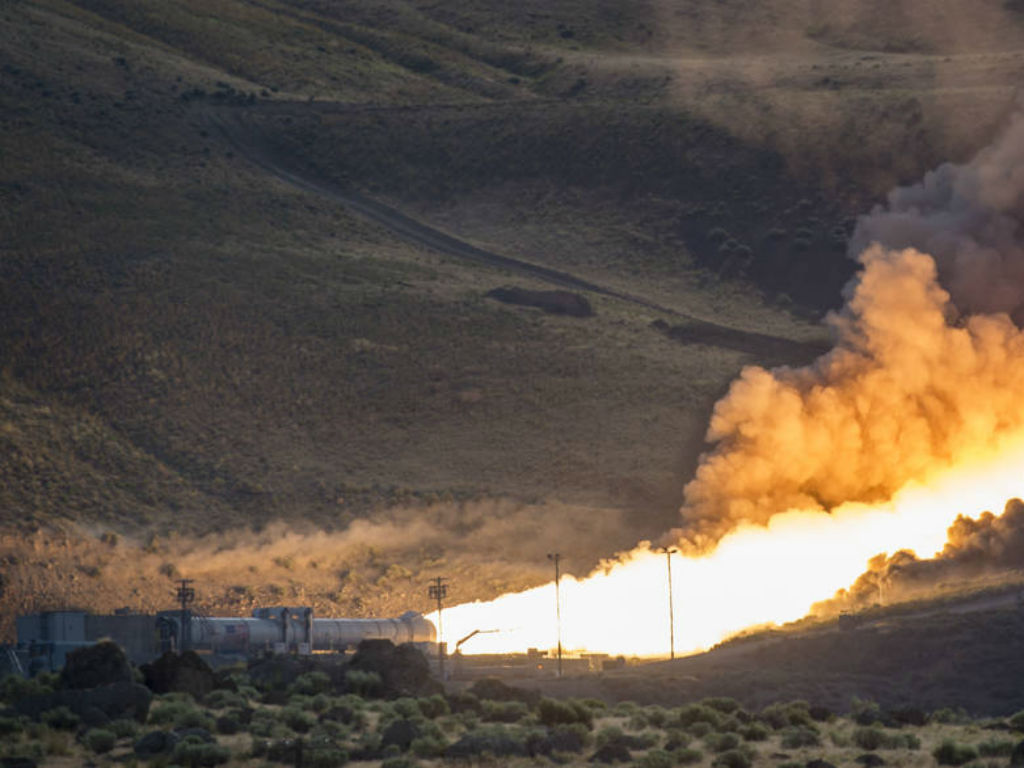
left=703, top=698, right=742, bottom=714
left=307, top=745, right=349, bottom=768
left=481, top=700, right=529, bottom=723
left=760, top=701, right=814, bottom=730
left=290, top=671, right=332, bottom=696
left=978, top=739, right=1015, bottom=757
left=663, top=728, right=691, bottom=750
left=934, top=740, right=979, bottom=766
left=83, top=728, right=117, bottom=754
left=638, top=748, right=675, bottom=768
left=203, top=689, right=247, bottom=709
left=740, top=723, right=769, bottom=742
left=851, top=698, right=885, bottom=726
left=779, top=726, right=820, bottom=748
left=109, top=718, right=139, bottom=739
left=688, top=721, right=713, bottom=738
left=674, top=747, right=705, bottom=765
left=345, top=670, right=383, bottom=698
left=173, top=737, right=231, bottom=767
left=0, top=674, right=54, bottom=704
left=410, top=735, right=447, bottom=758
left=675, top=704, right=724, bottom=730
left=41, top=706, right=79, bottom=731
left=538, top=698, right=593, bottom=729
left=0, top=716, right=23, bottom=737
left=380, top=757, right=418, bottom=768
left=175, top=707, right=215, bottom=731
left=705, top=732, right=741, bottom=752
left=417, top=694, right=449, bottom=719
left=283, top=706, right=317, bottom=733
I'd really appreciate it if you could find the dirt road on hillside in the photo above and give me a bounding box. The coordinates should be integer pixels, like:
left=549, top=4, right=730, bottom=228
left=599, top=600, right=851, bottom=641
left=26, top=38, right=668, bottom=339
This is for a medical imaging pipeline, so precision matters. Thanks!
left=204, top=104, right=830, bottom=363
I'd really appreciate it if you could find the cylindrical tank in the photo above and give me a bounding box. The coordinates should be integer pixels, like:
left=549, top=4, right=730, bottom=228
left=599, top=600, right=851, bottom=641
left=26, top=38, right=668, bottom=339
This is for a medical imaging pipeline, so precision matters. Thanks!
left=183, top=609, right=435, bottom=655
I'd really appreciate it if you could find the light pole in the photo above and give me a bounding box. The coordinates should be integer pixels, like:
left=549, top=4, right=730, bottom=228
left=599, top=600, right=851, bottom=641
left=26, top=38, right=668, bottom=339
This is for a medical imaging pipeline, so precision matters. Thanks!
left=656, top=548, right=677, bottom=659
left=547, top=553, right=562, bottom=677
left=428, top=577, right=448, bottom=680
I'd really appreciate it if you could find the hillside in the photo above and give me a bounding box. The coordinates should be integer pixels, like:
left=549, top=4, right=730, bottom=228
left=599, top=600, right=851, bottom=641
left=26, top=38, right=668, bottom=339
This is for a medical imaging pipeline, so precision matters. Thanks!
left=3, top=0, right=1024, bottom=634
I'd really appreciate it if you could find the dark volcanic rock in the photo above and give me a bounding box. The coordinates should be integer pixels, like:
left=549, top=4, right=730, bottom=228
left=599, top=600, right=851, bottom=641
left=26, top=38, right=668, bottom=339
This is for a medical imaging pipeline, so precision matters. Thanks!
left=381, top=718, right=422, bottom=751
left=59, top=641, right=132, bottom=689
left=347, top=640, right=441, bottom=698
left=856, top=754, right=886, bottom=767
left=134, top=729, right=180, bottom=756
left=486, top=286, right=594, bottom=317
left=141, top=651, right=217, bottom=699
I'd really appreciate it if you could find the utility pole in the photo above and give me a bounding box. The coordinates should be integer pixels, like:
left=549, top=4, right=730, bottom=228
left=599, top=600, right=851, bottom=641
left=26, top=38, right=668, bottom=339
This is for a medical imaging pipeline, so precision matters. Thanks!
left=547, top=553, right=562, bottom=677
left=175, top=578, right=195, bottom=653
left=656, top=548, right=678, bottom=659
left=428, top=577, right=448, bottom=680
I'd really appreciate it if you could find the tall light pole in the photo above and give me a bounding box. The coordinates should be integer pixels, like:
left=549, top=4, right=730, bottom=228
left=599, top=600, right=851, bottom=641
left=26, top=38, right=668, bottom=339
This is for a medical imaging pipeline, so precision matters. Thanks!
left=656, top=548, right=677, bottom=659
left=547, top=553, right=562, bottom=677
left=428, top=577, right=448, bottom=680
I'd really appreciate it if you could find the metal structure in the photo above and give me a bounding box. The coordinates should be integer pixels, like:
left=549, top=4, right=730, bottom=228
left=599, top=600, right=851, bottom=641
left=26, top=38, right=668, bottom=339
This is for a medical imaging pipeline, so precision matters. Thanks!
left=428, top=577, right=448, bottom=679
left=175, top=579, right=195, bottom=652
left=655, top=547, right=678, bottom=659
left=547, top=553, right=562, bottom=677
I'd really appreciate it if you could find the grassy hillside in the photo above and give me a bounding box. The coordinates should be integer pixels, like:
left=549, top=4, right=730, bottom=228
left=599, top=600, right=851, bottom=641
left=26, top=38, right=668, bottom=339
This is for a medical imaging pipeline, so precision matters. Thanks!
left=2, top=0, right=1023, bottom=631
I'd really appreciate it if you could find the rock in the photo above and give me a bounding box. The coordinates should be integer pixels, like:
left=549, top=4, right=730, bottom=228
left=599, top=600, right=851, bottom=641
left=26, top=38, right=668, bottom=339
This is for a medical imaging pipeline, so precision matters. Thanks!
left=59, top=641, right=132, bottom=689
left=140, top=651, right=217, bottom=699
left=486, top=286, right=594, bottom=317
left=347, top=640, right=441, bottom=698
left=590, top=742, right=632, bottom=763
left=381, top=718, right=422, bottom=751
left=16, top=682, right=151, bottom=723
left=134, top=729, right=180, bottom=757
left=856, top=754, right=886, bottom=767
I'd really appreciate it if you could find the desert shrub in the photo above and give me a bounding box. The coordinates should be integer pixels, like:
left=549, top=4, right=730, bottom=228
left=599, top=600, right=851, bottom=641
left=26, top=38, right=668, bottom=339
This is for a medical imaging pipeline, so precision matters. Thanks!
left=0, top=716, right=23, bottom=737
left=446, top=691, right=481, bottom=714
left=41, top=706, right=80, bottom=731
left=675, top=747, right=704, bottom=764
left=978, top=739, right=1015, bottom=757
left=216, top=713, right=241, bottom=735
left=829, top=730, right=851, bottom=747
left=283, top=706, right=317, bottom=733
left=934, top=740, right=979, bottom=766
left=851, top=698, right=886, bottom=726
left=410, top=735, right=447, bottom=758
left=0, top=673, right=54, bottom=704
left=689, top=721, right=714, bottom=738
left=381, top=757, right=418, bottom=768
left=204, top=689, right=246, bottom=709
left=175, top=707, right=215, bottom=731
left=308, top=746, right=349, bottom=768
left=109, top=718, right=139, bottom=739
left=639, top=748, right=675, bottom=768
left=705, top=732, right=742, bottom=752
left=595, top=726, right=657, bottom=750
left=538, top=698, right=592, bottom=729
left=628, top=712, right=650, bottom=730
left=664, top=728, right=691, bottom=750
left=41, top=727, right=71, bottom=756
left=761, top=701, right=814, bottom=730
left=644, top=706, right=669, bottom=729
left=445, top=724, right=529, bottom=758
left=289, top=671, right=332, bottom=696
left=703, top=698, right=742, bottom=715
left=780, top=726, right=820, bottom=748
left=613, top=701, right=640, bottom=716
left=531, top=723, right=590, bottom=754
left=713, top=747, right=753, bottom=768
left=898, top=733, right=921, bottom=750
left=148, top=700, right=191, bottom=725
left=249, top=709, right=292, bottom=739
left=740, top=723, right=769, bottom=742
left=345, top=669, right=383, bottom=698
left=481, top=699, right=530, bottom=723
left=173, top=737, right=231, bottom=767
left=418, top=694, right=450, bottom=719
left=393, top=698, right=421, bottom=718
left=1009, top=710, right=1024, bottom=731
left=853, top=726, right=887, bottom=750
left=83, top=728, right=117, bottom=754
left=675, top=704, right=724, bottom=730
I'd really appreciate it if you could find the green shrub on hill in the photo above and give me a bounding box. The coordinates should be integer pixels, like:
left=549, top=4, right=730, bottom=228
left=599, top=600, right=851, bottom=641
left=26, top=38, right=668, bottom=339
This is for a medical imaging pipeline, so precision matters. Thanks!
left=934, top=740, right=979, bottom=766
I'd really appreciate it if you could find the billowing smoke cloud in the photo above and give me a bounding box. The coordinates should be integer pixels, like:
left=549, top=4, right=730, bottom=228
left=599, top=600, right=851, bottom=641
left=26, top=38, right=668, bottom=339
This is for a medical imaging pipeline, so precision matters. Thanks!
left=814, top=498, right=1024, bottom=613
left=677, top=113, right=1024, bottom=549
left=850, top=114, right=1024, bottom=318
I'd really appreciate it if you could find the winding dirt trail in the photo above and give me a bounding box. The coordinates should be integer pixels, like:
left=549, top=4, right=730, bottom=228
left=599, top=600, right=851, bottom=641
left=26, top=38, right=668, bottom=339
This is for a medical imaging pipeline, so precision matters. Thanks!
left=204, top=103, right=830, bottom=363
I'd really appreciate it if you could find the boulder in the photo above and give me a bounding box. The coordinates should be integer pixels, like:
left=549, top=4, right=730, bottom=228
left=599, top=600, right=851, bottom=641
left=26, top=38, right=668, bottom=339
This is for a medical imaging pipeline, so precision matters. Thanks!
left=59, top=641, right=132, bottom=689
left=134, top=729, right=180, bottom=757
left=347, top=640, right=441, bottom=698
left=140, top=651, right=217, bottom=699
